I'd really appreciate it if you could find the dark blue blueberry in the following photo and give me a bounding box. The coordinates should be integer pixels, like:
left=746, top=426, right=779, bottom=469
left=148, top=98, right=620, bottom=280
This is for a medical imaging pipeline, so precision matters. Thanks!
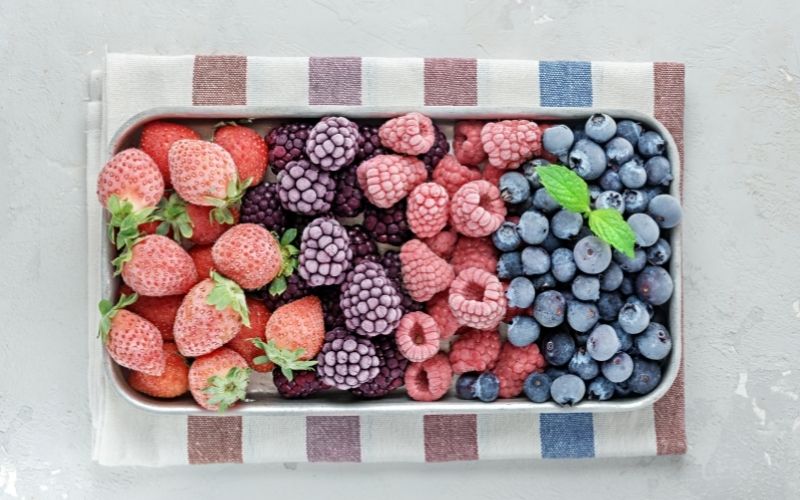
left=615, top=120, right=643, bottom=147
left=455, top=372, right=479, bottom=400
left=628, top=357, right=662, bottom=394
left=599, top=169, right=624, bottom=192
left=508, top=315, right=541, bottom=347
left=545, top=366, right=568, bottom=380
left=586, top=324, right=621, bottom=361
left=605, top=137, right=634, bottom=165
left=623, top=189, right=648, bottom=214
left=522, top=246, right=551, bottom=275
left=619, top=275, right=635, bottom=295
left=506, top=276, right=535, bottom=308
left=627, top=213, right=660, bottom=247
left=533, top=187, right=560, bottom=214
left=636, top=266, right=674, bottom=305
left=541, top=230, right=562, bottom=252
left=507, top=197, right=533, bottom=216
left=646, top=238, right=671, bottom=266
left=568, top=139, right=607, bottom=180
left=542, top=124, right=574, bottom=158
left=587, top=376, right=616, bottom=401
left=598, top=292, right=625, bottom=321
left=613, top=248, right=647, bottom=273
left=517, top=210, right=550, bottom=244
left=499, top=171, right=531, bottom=204
left=551, top=247, right=577, bottom=283
left=532, top=272, right=557, bottom=291
left=635, top=322, right=672, bottom=361
left=497, top=251, right=524, bottom=279
left=637, top=131, right=666, bottom=157
left=615, top=380, right=633, bottom=397
left=566, top=300, right=600, bottom=333
left=571, top=274, right=600, bottom=301
left=550, top=374, right=586, bottom=406
left=618, top=301, right=650, bottom=334
left=568, top=346, right=600, bottom=380
left=644, top=156, right=672, bottom=186
left=542, top=330, right=575, bottom=366
left=625, top=296, right=654, bottom=319
left=619, top=157, right=647, bottom=189
left=493, top=222, right=522, bottom=252
left=643, top=186, right=664, bottom=203
left=573, top=236, right=612, bottom=274
left=523, top=372, right=552, bottom=403
left=647, top=194, right=682, bottom=229
left=599, top=262, right=624, bottom=291
left=584, top=113, right=617, bottom=143
left=521, top=159, right=547, bottom=189
left=475, top=372, right=500, bottom=402
left=589, top=184, right=603, bottom=201
left=601, top=352, right=634, bottom=383
left=572, top=128, right=587, bottom=142
left=610, top=321, right=633, bottom=351
left=533, top=291, right=566, bottom=328
left=550, top=209, right=583, bottom=240
left=594, top=190, right=625, bottom=213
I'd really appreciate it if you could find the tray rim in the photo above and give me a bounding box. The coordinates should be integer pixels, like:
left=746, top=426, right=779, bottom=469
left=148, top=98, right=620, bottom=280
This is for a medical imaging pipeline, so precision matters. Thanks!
left=98, top=105, right=683, bottom=416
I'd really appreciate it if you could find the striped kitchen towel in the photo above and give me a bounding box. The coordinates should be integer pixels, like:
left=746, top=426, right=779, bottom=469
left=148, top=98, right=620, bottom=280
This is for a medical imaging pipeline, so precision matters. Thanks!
left=87, top=54, right=686, bottom=466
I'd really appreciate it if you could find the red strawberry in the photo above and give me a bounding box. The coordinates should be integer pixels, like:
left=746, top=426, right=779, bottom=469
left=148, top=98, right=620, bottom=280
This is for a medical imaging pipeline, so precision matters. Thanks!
left=128, top=343, right=189, bottom=398
left=189, top=244, right=215, bottom=279
left=118, top=234, right=198, bottom=297
left=139, top=121, right=200, bottom=187
left=189, top=347, right=250, bottom=412
left=154, top=193, right=237, bottom=245
left=226, top=298, right=273, bottom=373
left=255, top=296, right=324, bottom=380
left=173, top=272, right=249, bottom=357
left=186, top=204, right=239, bottom=244
left=120, top=284, right=182, bottom=341
left=98, top=293, right=165, bottom=375
left=214, top=125, right=268, bottom=185
left=168, top=139, right=248, bottom=225
left=211, top=223, right=283, bottom=290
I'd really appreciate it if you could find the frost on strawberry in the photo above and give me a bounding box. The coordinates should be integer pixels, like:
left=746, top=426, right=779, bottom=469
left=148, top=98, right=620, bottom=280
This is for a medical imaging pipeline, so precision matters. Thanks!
left=189, top=348, right=250, bottom=412
left=116, top=234, right=198, bottom=297
left=98, top=293, right=165, bottom=376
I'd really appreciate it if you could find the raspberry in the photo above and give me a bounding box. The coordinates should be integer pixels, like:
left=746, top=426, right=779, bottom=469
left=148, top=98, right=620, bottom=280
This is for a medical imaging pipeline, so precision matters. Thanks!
left=453, top=120, right=487, bottom=166
left=356, top=124, right=387, bottom=162
left=432, top=154, right=481, bottom=197
left=316, top=328, right=380, bottom=390
left=363, top=202, right=411, bottom=245
left=357, top=154, right=428, bottom=208
left=399, top=239, right=455, bottom=302
left=450, top=180, right=507, bottom=238
left=448, top=267, right=507, bottom=330
left=267, top=123, right=310, bottom=172
left=331, top=164, right=365, bottom=217
left=482, top=164, right=505, bottom=187
left=406, top=182, right=449, bottom=238
left=298, top=217, right=353, bottom=286
left=480, top=120, right=541, bottom=170
left=419, top=123, right=449, bottom=173
left=404, top=353, right=452, bottom=402
left=379, top=112, right=436, bottom=155
left=240, top=182, right=287, bottom=233
left=346, top=225, right=377, bottom=262
left=305, top=116, right=360, bottom=171
left=492, top=342, right=546, bottom=398
left=273, top=367, right=328, bottom=399
left=351, top=335, right=409, bottom=398
left=422, top=229, right=458, bottom=260
left=339, top=261, right=403, bottom=337
left=277, top=159, right=336, bottom=215
left=395, top=312, right=441, bottom=362
left=426, top=291, right=461, bottom=340
left=450, top=236, right=498, bottom=275
left=448, top=328, right=501, bottom=374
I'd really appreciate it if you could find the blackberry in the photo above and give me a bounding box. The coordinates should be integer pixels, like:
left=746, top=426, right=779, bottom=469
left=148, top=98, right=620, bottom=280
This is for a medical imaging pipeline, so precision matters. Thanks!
left=259, top=274, right=310, bottom=310
left=305, top=116, right=360, bottom=172
left=351, top=336, right=409, bottom=398
left=347, top=225, right=377, bottom=262
left=363, top=201, right=410, bottom=245
left=339, top=261, right=403, bottom=337
left=356, top=124, right=386, bottom=162
left=277, top=159, right=336, bottom=215
left=331, top=164, right=365, bottom=217
left=298, top=217, right=352, bottom=287
left=379, top=251, right=402, bottom=282
left=419, top=123, right=449, bottom=173
left=239, top=182, right=287, bottom=233
left=267, top=123, right=310, bottom=172
left=316, top=328, right=380, bottom=390
left=317, top=286, right=345, bottom=329
left=272, top=368, right=327, bottom=399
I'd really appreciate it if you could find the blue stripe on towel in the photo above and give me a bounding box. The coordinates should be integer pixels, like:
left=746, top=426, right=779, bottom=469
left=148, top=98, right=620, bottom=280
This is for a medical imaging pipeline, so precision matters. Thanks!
left=539, top=413, right=595, bottom=458
left=539, top=61, right=593, bottom=107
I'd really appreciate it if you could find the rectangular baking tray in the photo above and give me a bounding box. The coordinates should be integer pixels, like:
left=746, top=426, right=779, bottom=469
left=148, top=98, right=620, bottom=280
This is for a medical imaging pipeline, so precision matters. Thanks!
left=100, top=106, right=682, bottom=415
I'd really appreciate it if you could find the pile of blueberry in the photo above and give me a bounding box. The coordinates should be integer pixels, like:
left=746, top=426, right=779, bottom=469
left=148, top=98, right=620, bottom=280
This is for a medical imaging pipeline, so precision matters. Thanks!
left=486, top=114, right=681, bottom=405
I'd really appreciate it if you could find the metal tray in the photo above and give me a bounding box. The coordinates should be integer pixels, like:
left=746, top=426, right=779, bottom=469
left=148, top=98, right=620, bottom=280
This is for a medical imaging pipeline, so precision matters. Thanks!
left=100, top=106, right=682, bottom=415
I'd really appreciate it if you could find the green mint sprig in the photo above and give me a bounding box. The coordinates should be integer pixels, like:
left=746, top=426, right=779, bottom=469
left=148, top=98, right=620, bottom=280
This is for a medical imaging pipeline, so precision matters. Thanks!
left=535, top=165, right=635, bottom=258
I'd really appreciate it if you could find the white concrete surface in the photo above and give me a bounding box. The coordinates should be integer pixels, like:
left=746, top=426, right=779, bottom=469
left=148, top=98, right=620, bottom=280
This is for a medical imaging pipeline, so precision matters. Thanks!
left=1, top=0, right=799, bottom=498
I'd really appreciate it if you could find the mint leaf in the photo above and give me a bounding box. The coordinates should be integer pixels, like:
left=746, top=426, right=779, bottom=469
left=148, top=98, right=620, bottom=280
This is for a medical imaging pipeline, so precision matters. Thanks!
left=588, top=209, right=636, bottom=258
left=535, top=165, right=591, bottom=215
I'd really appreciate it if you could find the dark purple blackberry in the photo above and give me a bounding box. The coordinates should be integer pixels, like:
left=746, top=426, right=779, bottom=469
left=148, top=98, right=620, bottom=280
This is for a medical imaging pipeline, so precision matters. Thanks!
left=317, top=286, right=345, bottom=329
left=298, top=217, right=352, bottom=286
left=239, top=182, right=287, bottom=233
left=363, top=201, right=410, bottom=245
left=419, top=124, right=449, bottom=173
left=398, top=289, right=424, bottom=314
left=316, top=328, right=380, bottom=390
left=379, top=251, right=402, bottom=282
left=351, top=336, right=409, bottom=398
left=305, top=116, right=360, bottom=172
left=347, top=225, right=377, bottom=262
left=331, top=164, right=364, bottom=217
left=356, top=124, right=387, bottom=161
left=277, top=159, right=336, bottom=215
left=272, top=368, right=327, bottom=399
left=339, top=261, right=403, bottom=337
left=260, top=274, right=310, bottom=310
left=267, top=123, right=310, bottom=172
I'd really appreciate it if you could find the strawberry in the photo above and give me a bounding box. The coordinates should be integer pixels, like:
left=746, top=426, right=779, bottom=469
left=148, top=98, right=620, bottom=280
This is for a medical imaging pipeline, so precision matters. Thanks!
left=117, top=234, right=198, bottom=297
left=212, top=223, right=289, bottom=290
left=128, top=342, right=189, bottom=398
left=98, top=293, right=165, bottom=375
left=174, top=272, right=250, bottom=357
left=139, top=121, right=200, bottom=187
left=120, top=284, right=182, bottom=340
left=226, top=298, right=273, bottom=372
left=255, top=296, right=324, bottom=380
left=189, top=347, right=250, bottom=412
left=214, top=125, right=268, bottom=185
left=189, top=244, right=215, bottom=279
left=152, top=193, right=238, bottom=245
left=168, top=139, right=249, bottom=225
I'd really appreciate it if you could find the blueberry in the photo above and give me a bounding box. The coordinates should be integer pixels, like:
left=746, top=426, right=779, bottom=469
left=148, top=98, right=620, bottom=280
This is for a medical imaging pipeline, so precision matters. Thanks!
left=566, top=300, right=600, bottom=333
left=542, top=124, right=574, bottom=158
left=521, top=159, right=547, bottom=188
left=635, top=322, right=672, bottom=360
left=573, top=331, right=590, bottom=346
left=522, top=246, right=551, bottom=275
left=625, top=295, right=654, bottom=319
left=507, top=198, right=534, bottom=216
left=618, top=157, right=647, bottom=189
left=572, top=128, right=587, bottom=142
left=545, top=366, right=569, bottom=380
left=637, top=131, right=666, bottom=157
left=523, top=372, right=552, bottom=403
left=601, top=351, right=634, bottom=383
left=497, top=251, right=523, bottom=279
left=568, top=139, right=607, bottom=180
left=616, top=120, right=643, bottom=146
left=568, top=346, right=600, bottom=380
left=475, top=372, right=500, bottom=402
left=594, top=190, right=625, bottom=213
left=605, top=137, right=634, bottom=165
left=499, top=172, right=531, bottom=204
left=613, top=248, right=647, bottom=273
left=533, top=290, right=566, bottom=327
left=506, top=276, right=535, bottom=308
left=636, top=266, right=674, bottom=305
left=597, top=292, right=624, bottom=321
left=532, top=272, right=557, bottom=291
left=599, top=262, right=624, bottom=291
left=517, top=210, right=549, bottom=244
left=622, top=189, right=648, bottom=214
left=493, top=222, right=522, bottom=252
left=610, top=321, right=633, bottom=351
left=586, top=324, right=621, bottom=362
left=589, top=184, right=603, bottom=201
left=646, top=238, right=672, bottom=265
left=584, top=113, right=617, bottom=143
left=587, top=376, right=616, bottom=401
left=571, top=274, right=600, bottom=301
left=599, top=169, right=624, bottom=192
left=627, top=213, right=660, bottom=248
left=550, top=210, right=583, bottom=240
left=533, top=188, right=561, bottom=214
left=619, top=275, right=635, bottom=295
left=615, top=380, right=633, bottom=397
left=455, top=373, right=479, bottom=400
left=508, top=315, right=541, bottom=347
left=550, top=374, right=586, bottom=406
left=647, top=194, right=682, bottom=229
left=551, top=248, right=577, bottom=283
left=542, top=330, right=575, bottom=366
left=541, top=231, right=562, bottom=252
left=627, top=357, right=662, bottom=394
left=642, top=186, right=664, bottom=203
left=644, top=156, right=672, bottom=186
left=573, top=236, right=612, bottom=274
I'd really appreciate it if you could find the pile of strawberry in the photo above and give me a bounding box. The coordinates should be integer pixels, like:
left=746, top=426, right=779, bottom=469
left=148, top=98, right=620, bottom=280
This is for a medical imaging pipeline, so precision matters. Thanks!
left=97, top=115, right=548, bottom=411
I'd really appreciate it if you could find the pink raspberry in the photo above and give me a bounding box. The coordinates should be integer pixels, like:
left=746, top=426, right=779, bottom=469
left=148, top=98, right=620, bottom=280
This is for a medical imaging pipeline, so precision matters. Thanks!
left=357, top=154, right=428, bottom=208
left=453, top=120, right=487, bottom=166
left=492, top=342, right=546, bottom=398
left=448, top=328, right=501, bottom=374
left=405, top=353, right=452, bottom=402
left=450, top=180, right=507, bottom=238
left=422, top=229, right=459, bottom=260
left=379, top=112, right=436, bottom=155
left=480, top=120, right=541, bottom=170
left=395, top=312, right=441, bottom=362
left=406, top=182, right=449, bottom=238
left=482, top=164, right=505, bottom=187
left=448, top=267, right=507, bottom=330
left=432, top=155, right=481, bottom=197
left=426, top=291, right=461, bottom=340
left=399, top=239, right=454, bottom=302
left=450, top=236, right=497, bottom=275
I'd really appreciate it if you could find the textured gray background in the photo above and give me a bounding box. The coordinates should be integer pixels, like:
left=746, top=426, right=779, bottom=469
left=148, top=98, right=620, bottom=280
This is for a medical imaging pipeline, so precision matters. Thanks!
left=1, top=0, right=799, bottom=498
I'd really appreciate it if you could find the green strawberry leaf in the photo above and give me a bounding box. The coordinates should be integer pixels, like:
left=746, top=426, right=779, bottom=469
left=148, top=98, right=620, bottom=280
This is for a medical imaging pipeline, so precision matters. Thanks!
left=588, top=209, right=636, bottom=258
left=97, top=293, right=138, bottom=342
left=250, top=339, right=317, bottom=381
left=535, top=165, right=591, bottom=215
left=203, top=366, right=251, bottom=413
left=154, top=193, right=194, bottom=242
left=268, top=276, right=287, bottom=296
left=207, top=271, right=251, bottom=327
left=280, top=228, right=297, bottom=246
left=265, top=228, right=300, bottom=296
